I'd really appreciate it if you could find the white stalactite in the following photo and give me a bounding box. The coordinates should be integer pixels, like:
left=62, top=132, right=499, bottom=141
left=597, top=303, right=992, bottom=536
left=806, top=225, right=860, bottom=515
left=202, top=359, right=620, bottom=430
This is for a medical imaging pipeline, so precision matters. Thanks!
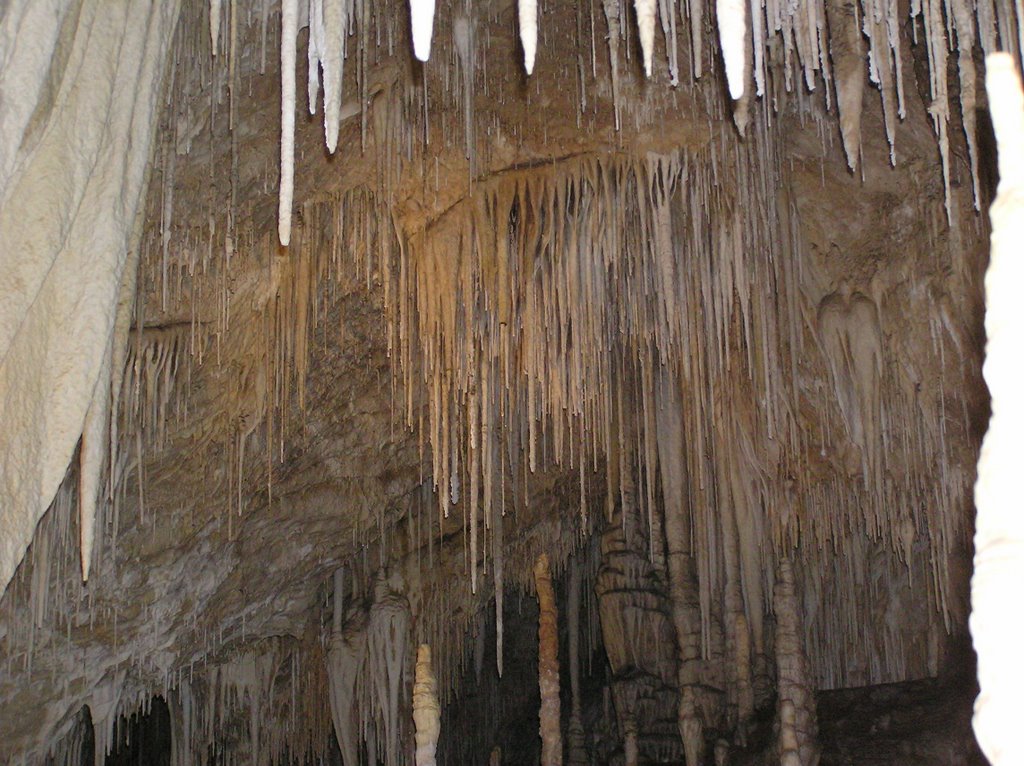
left=717, top=0, right=746, bottom=99
left=322, top=0, right=348, bottom=152
left=279, top=0, right=298, bottom=246
left=635, top=0, right=656, bottom=78
left=413, top=644, right=441, bottom=766
left=409, top=0, right=436, bottom=62
left=210, top=0, right=221, bottom=54
left=970, top=51, right=1024, bottom=766
left=519, top=0, right=538, bottom=75
left=307, top=0, right=324, bottom=114
left=78, top=331, right=114, bottom=581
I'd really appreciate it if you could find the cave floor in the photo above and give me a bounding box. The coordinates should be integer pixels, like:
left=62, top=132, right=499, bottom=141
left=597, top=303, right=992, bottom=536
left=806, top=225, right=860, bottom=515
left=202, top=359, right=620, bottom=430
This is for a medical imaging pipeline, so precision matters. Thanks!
left=723, top=670, right=985, bottom=766
left=815, top=674, right=986, bottom=766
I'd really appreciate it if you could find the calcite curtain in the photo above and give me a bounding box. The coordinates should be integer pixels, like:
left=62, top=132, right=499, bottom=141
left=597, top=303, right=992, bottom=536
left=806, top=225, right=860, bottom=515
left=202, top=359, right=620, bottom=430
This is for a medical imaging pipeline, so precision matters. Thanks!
left=0, top=0, right=181, bottom=591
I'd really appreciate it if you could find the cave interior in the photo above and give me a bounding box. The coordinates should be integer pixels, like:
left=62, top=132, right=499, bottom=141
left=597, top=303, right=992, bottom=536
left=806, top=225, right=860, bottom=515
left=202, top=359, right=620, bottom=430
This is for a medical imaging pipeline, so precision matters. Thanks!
left=0, top=0, right=1016, bottom=763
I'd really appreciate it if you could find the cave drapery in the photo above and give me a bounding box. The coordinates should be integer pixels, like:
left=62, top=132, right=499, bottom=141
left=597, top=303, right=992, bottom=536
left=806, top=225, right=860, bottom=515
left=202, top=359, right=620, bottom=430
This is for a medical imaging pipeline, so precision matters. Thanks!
left=0, top=0, right=1014, bottom=763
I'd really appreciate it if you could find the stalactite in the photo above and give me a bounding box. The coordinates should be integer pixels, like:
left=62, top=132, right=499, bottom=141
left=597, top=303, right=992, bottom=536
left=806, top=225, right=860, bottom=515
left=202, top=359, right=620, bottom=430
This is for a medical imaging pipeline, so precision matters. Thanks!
left=717, top=0, right=746, bottom=99
left=412, top=644, right=440, bottom=766
left=534, top=553, right=562, bottom=766
left=78, top=331, right=114, bottom=581
left=602, top=0, right=621, bottom=129
left=328, top=588, right=368, bottom=766
left=519, top=0, right=538, bottom=74
left=307, top=0, right=324, bottom=114
left=825, top=0, right=865, bottom=170
left=367, top=570, right=411, bottom=766
left=409, top=0, right=436, bottom=61
left=322, top=0, right=349, bottom=152
left=89, top=676, right=125, bottom=766
left=970, top=51, right=1024, bottom=766
left=278, top=0, right=298, bottom=246
left=635, top=0, right=656, bottom=77
left=210, top=0, right=222, bottom=54
left=953, top=3, right=981, bottom=209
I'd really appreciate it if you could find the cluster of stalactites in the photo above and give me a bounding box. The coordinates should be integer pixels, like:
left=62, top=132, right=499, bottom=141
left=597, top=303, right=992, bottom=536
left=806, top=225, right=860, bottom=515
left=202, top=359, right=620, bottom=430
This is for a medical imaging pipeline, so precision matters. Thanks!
left=225, top=129, right=971, bottom=706
left=254, top=0, right=1024, bottom=244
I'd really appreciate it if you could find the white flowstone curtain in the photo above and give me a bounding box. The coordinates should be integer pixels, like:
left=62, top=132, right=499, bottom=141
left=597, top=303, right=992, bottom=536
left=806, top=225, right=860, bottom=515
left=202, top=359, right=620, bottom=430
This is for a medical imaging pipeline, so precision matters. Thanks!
left=0, top=0, right=181, bottom=592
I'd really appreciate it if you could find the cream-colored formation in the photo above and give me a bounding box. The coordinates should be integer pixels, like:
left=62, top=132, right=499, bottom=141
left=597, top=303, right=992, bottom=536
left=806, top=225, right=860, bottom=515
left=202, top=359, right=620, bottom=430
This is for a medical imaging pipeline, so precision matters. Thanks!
left=412, top=644, right=440, bottom=766
left=534, top=553, right=563, bottom=766
left=0, top=0, right=181, bottom=591
left=971, top=51, right=1024, bottom=766
left=278, top=0, right=298, bottom=246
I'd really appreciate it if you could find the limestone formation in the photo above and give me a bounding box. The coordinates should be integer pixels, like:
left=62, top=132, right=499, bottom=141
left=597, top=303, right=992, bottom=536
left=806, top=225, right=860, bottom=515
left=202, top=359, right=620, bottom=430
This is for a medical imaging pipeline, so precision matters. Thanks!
left=0, top=1, right=1004, bottom=763
left=412, top=644, right=440, bottom=766
left=534, top=553, right=562, bottom=766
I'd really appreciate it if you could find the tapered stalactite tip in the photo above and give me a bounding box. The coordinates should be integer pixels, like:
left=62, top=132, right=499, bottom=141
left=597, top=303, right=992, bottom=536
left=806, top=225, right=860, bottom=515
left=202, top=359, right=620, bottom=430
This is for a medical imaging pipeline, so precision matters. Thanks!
left=519, top=0, right=537, bottom=75
left=410, top=0, right=437, bottom=62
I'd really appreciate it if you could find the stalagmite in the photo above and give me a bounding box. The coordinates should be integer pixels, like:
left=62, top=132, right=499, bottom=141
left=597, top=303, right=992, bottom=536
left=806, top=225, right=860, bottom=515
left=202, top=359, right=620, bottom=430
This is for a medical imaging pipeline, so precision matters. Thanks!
left=494, top=491, right=505, bottom=677
left=635, top=0, right=656, bottom=78
left=519, top=0, right=538, bottom=75
left=409, top=0, right=436, bottom=62
left=279, top=0, right=298, bottom=246
left=773, top=560, right=819, bottom=766
left=623, top=717, right=639, bottom=766
left=413, top=644, right=440, bottom=766
left=717, top=0, right=745, bottom=99
left=970, top=51, right=1024, bottom=766
left=534, top=553, right=563, bottom=766
left=567, top=558, right=587, bottom=765
left=655, top=369, right=706, bottom=763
